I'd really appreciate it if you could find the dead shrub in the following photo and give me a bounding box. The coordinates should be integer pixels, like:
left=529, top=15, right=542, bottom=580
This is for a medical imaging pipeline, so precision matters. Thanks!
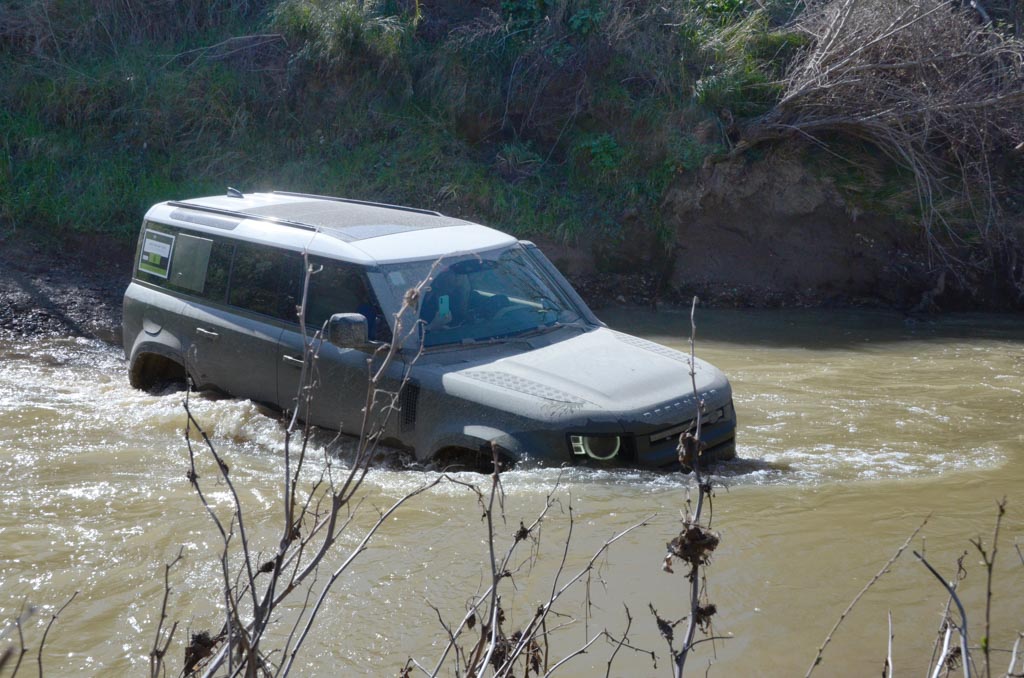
left=744, top=0, right=1024, bottom=289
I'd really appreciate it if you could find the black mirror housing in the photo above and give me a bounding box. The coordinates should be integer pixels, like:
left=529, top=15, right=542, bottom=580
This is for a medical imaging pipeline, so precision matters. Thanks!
left=328, top=313, right=369, bottom=348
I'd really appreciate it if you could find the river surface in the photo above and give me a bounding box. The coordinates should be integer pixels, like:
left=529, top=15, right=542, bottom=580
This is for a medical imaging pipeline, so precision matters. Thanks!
left=1, top=309, right=1022, bottom=676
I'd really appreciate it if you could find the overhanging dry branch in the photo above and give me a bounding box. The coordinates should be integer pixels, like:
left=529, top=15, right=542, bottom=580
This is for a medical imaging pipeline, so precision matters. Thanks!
left=744, top=0, right=1024, bottom=281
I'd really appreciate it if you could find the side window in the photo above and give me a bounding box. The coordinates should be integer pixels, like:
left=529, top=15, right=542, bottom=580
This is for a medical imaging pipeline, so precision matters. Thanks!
left=167, top=233, right=212, bottom=293
left=228, top=243, right=303, bottom=321
left=201, top=239, right=233, bottom=303
left=307, top=260, right=391, bottom=341
left=136, top=222, right=230, bottom=302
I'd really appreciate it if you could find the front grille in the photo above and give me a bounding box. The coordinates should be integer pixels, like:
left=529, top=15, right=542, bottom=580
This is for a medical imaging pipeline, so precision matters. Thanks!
left=648, top=402, right=732, bottom=445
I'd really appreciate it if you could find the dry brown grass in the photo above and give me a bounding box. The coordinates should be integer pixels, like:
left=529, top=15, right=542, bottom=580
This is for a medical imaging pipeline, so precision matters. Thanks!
left=743, top=0, right=1024, bottom=285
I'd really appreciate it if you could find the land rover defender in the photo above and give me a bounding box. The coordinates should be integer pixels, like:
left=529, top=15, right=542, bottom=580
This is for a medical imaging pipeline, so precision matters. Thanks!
left=123, top=190, right=736, bottom=469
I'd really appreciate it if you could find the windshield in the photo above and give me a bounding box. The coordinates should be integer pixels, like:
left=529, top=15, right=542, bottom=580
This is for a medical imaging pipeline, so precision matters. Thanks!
left=379, top=245, right=586, bottom=347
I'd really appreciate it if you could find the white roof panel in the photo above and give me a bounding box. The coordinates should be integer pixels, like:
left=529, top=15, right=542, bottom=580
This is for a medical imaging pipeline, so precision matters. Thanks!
left=347, top=224, right=517, bottom=264
left=144, top=191, right=516, bottom=266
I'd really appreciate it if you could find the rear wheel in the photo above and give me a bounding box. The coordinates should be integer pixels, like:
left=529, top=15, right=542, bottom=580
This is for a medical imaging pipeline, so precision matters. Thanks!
left=129, top=353, right=186, bottom=393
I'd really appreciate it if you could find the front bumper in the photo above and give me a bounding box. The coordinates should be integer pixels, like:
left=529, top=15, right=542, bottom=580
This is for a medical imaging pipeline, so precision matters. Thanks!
left=560, top=400, right=737, bottom=470
left=632, top=401, right=737, bottom=469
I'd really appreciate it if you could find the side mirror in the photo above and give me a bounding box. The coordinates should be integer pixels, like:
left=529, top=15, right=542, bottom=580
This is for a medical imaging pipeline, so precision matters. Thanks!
left=327, top=313, right=369, bottom=348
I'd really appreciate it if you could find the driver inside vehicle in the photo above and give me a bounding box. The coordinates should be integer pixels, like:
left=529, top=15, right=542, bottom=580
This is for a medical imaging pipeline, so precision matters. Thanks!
left=420, top=263, right=509, bottom=330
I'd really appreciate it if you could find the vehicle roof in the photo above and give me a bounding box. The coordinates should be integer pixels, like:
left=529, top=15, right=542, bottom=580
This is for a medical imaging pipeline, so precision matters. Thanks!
left=144, top=191, right=517, bottom=265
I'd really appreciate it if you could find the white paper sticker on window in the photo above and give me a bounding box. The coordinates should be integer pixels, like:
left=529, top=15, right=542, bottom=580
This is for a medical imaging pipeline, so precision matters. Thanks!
left=138, top=230, right=175, bottom=279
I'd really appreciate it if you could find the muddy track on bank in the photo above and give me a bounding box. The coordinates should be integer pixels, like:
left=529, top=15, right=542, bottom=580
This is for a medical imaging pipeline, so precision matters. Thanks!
left=0, top=236, right=131, bottom=344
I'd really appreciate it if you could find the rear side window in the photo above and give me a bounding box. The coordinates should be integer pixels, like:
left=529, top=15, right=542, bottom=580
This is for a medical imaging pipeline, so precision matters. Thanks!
left=168, top=233, right=212, bottom=293
left=228, top=242, right=303, bottom=321
left=136, top=222, right=231, bottom=302
left=202, top=239, right=233, bottom=303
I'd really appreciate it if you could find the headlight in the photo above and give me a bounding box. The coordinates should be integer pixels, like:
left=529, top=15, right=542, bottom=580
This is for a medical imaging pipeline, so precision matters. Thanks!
left=570, top=434, right=621, bottom=461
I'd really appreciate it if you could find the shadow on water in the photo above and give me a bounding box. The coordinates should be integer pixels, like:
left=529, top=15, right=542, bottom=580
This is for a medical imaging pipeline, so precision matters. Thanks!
left=710, top=454, right=792, bottom=478
left=600, top=307, right=1024, bottom=350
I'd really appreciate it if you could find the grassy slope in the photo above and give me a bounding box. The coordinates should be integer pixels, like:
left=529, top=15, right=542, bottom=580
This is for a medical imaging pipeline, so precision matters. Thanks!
left=1, top=0, right=1020, bottom=306
left=0, top=1, right=790, bottom=241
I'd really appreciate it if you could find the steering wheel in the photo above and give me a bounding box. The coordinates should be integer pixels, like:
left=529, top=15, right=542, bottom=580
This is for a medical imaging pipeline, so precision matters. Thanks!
left=492, top=304, right=521, bottom=320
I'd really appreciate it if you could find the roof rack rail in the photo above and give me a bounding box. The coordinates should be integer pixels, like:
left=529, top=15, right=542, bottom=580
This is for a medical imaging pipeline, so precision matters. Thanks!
left=272, top=191, right=444, bottom=217
left=166, top=201, right=318, bottom=232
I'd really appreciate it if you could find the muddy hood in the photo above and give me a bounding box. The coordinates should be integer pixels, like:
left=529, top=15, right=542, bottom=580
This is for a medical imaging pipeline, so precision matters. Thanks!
left=447, top=327, right=731, bottom=417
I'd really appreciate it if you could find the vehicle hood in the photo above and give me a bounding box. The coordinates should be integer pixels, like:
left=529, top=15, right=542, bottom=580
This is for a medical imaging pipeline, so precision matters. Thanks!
left=441, top=327, right=730, bottom=419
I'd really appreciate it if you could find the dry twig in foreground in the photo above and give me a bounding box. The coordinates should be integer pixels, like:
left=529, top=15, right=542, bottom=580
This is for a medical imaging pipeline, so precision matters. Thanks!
left=174, top=258, right=446, bottom=677
left=412, top=446, right=654, bottom=677
left=655, top=297, right=728, bottom=677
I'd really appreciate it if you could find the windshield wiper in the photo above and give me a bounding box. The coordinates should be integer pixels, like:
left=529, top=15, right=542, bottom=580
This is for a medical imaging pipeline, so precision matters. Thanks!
left=511, top=319, right=588, bottom=339
left=459, top=335, right=535, bottom=348
left=456, top=321, right=586, bottom=346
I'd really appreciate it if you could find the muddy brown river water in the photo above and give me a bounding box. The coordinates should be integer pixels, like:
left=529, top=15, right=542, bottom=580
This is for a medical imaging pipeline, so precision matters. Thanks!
left=1, top=308, right=1022, bottom=676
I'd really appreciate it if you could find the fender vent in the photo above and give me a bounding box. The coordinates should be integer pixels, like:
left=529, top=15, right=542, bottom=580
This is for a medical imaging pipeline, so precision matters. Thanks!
left=400, top=382, right=419, bottom=432
left=460, top=370, right=587, bottom=404
left=612, top=331, right=691, bottom=364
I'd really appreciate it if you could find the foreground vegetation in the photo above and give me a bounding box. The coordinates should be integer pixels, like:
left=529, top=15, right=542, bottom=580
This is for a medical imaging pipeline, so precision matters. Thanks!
left=1, top=0, right=1022, bottom=303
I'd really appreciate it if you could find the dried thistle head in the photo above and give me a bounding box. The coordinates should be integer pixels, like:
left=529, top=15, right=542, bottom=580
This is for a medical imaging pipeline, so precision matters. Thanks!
left=695, top=603, right=717, bottom=633
left=513, top=520, right=530, bottom=543
left=944, top=646, right=963, bottom=671
left=666, top=524, right=719, bottom=569
left=183, top=630, right=222, bottom=674
left=678, top=431, right=706, bottom=470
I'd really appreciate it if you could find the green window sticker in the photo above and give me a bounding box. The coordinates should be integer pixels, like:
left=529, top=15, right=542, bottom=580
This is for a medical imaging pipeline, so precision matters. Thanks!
left=139, top=229, right=175, bottom=279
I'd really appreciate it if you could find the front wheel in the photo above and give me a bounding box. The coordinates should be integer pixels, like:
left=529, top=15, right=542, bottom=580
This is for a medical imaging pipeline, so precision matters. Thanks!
left=432, top=446, right=515, bottom=474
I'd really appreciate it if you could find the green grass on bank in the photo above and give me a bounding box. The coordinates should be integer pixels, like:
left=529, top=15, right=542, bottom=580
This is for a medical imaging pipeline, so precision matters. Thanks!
left=1, top=0, right=1020, bottom=277
left=0, top=0, right=799, bottom=246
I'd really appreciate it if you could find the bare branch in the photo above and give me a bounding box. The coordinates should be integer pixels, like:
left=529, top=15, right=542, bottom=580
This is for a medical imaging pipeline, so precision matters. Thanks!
left=501, top=515, right=654, bottom=672
left=884, top=610, right=893, bottom=678
left=605, top=605, right=634, bottom=678
left=542, top=631, right=601, bottom=675
left=746, top=0, right=1024, bottom=276
left=915, top=550, right=973, bottom=678
left=1007, top=633, right=1024, bottom=676
left=280, top=477, right=448, bottom=674
left=806, top=516, right=930, bottom=677
left=969, top=497, right=1006, bottom=677
left=0, top=602, right=33, bottom=677
left=149, top=547, right=184, bottom=678
left=37, top=591, right=77, bottom=678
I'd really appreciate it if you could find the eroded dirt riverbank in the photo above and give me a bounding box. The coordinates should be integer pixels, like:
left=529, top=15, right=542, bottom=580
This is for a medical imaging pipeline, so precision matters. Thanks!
left=0, top=237, right=130, bottom=343
left=0, top=229, right=926, bottom=347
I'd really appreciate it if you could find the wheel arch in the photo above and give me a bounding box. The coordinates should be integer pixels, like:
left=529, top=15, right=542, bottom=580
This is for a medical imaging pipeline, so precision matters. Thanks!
left=427, top=424, right=523, bottom=472
left=128, top=343, right=187, bottom=390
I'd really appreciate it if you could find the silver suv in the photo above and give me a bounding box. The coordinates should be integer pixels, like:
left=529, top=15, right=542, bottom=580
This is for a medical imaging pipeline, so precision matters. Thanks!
left=123, top=190, right=736, bottom=469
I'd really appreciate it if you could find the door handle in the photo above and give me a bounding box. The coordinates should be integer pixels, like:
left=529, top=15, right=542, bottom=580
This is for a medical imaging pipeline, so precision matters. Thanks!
left=196, top=327, right=219, bottom=340
left=282, top=355, right=305, bottom=367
